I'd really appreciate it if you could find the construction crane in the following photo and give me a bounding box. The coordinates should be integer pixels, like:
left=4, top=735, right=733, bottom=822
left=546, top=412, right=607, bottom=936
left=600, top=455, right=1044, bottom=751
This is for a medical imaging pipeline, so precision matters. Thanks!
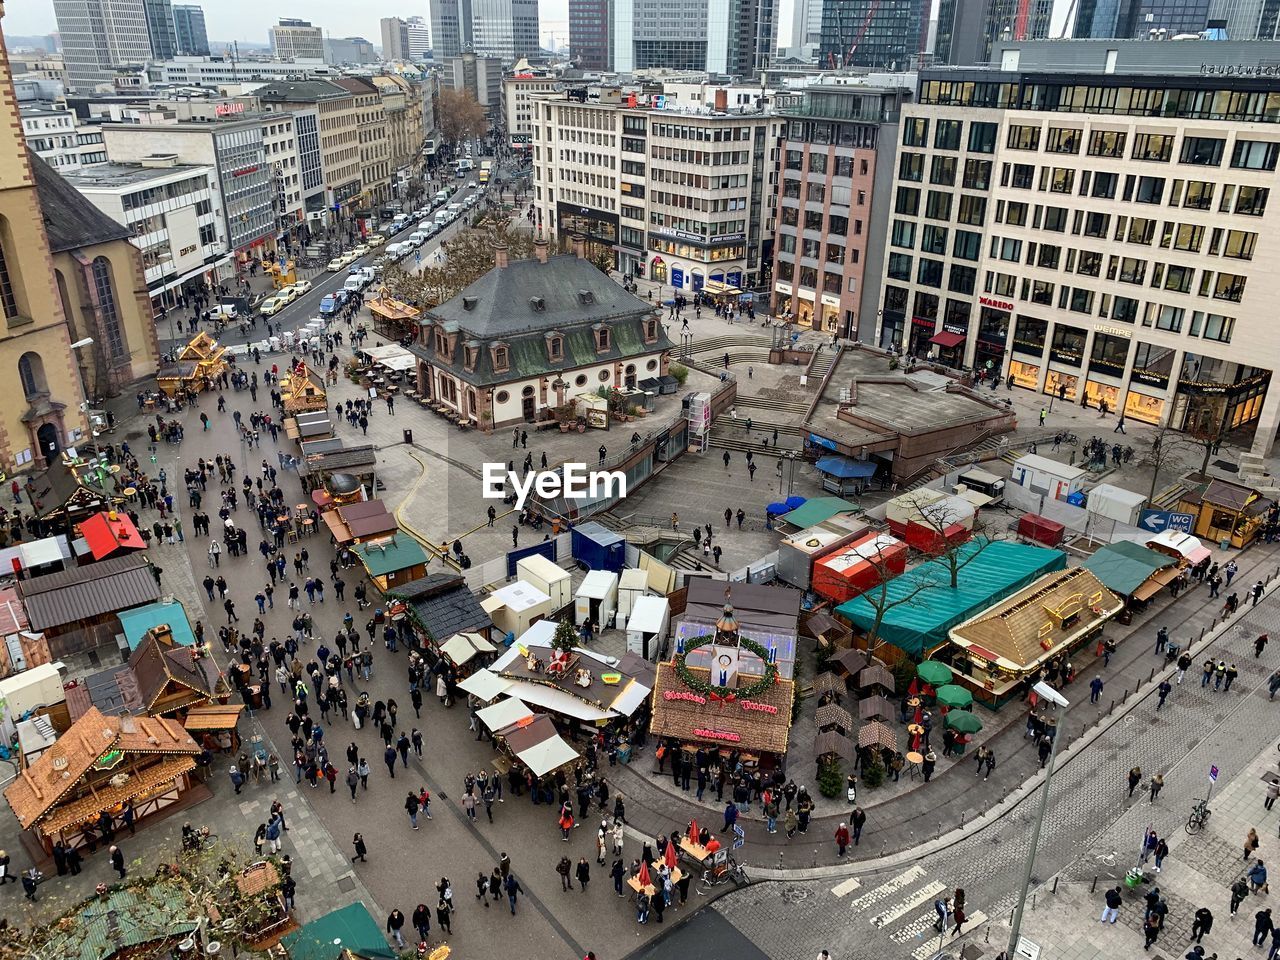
left=844, top=0, right=883, bottom=66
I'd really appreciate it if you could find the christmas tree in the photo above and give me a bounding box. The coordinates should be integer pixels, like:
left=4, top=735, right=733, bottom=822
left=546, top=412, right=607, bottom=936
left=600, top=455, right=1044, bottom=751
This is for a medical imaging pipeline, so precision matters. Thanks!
left=552, top=617, right=577, bottom=654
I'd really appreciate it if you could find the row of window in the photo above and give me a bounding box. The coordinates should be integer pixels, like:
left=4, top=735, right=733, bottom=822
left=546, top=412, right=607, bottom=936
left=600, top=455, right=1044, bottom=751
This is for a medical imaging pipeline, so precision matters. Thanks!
left=648, top=146, right=751, bottom=166
left=774, top=261, right=851, bottom=294
left=780, top=178, right=866, bottom=206
left=783, top=150, right=871, bottom=179
left=776, top=233, right=860, bottom=267
left=779, top=208, right=862, bottom=237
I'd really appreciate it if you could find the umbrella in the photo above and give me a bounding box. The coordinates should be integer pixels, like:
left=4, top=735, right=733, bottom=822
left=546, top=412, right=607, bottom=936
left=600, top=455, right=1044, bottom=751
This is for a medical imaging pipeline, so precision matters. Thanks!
left=945, top=711, right=983, bottom=733
left=664, top=840, right=678, bottom=870
left=766, top=501, right=791, bottom=515
left=689, top=818, right=699, bottom=843
left=814, top=730, right=856, bottom=762
left=785, top=495, right=807, bottom=510
left=857, top=720, right=898, bottom=751
left=917, top=660, right=953, bottom=686
left=813, top=672, right=846, bottom=696
left=935, top=684, right=973, bottom=709
left=816, top=702, right=854, bottom=733
left=637, top=860, right=651, bottom=889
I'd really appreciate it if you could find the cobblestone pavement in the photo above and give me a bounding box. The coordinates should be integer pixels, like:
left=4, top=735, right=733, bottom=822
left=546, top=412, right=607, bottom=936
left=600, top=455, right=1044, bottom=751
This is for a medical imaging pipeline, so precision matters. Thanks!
left=694, top=584, right=1280, bottom=960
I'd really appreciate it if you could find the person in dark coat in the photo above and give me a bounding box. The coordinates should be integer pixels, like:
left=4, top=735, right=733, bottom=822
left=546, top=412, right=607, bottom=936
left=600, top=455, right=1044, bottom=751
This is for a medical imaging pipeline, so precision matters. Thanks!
left=411, top=903, right=431, bottom=941
left=109, top=845, right=126, bottom=879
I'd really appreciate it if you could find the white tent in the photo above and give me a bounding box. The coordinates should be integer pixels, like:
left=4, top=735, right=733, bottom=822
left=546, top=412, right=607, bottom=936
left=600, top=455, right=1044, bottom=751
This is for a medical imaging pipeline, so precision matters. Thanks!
left=476, top=697, right=533, bottom=730
left=515, top=733, right=580, bottom=777
left=456, top=669, right=510, bottom=703
left=364, top=343, right=416, bottom=372
left=439, top=631, right=497, bottom=666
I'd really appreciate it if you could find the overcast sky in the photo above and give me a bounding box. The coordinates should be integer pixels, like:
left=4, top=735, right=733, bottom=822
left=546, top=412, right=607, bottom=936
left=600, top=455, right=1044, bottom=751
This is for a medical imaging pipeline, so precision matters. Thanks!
left=6, top=1, right=574, bottom=47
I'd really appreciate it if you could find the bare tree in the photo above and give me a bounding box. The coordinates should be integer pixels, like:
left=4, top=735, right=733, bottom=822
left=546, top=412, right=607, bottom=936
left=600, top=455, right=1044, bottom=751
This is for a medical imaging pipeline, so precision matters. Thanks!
left=1139, top=420, right=1211, bottom=503
left=894, top=491, right=1004, bottom=589
left=436, top=88, right=488, bottom=145
left=843, top=540, right=938, bottom=654
left=381, top=218, right=536, bottom=308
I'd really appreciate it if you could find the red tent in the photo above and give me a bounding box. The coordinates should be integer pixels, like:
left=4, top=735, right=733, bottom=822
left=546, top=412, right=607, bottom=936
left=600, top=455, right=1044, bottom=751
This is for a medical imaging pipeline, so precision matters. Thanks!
left=78, top=511, right=146, bottom=561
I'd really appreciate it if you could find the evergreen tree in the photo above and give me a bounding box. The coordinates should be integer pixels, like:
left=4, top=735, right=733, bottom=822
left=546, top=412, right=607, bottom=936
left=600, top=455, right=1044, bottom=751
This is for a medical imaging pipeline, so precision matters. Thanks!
left=551, top=617, right=577, bottom=653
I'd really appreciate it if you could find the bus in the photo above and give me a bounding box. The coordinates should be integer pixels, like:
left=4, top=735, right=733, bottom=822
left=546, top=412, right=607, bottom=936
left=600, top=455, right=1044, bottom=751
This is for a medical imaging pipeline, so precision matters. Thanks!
left=478, top=168, right=490, bottom=185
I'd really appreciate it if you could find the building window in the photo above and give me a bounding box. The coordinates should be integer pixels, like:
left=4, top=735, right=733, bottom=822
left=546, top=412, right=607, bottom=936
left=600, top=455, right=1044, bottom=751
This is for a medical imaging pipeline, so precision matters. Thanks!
left=596, top=328, right=609, bottom=350
left=18, top=352, right=46, bottom=400
left=1235, top=185, right=1269, bottom=216
left=1231, top=139, right=1280, bottom=170
left=550, top=336, right=563, bottom=359
left=1006, top=125, right=1041, bottom=151
left=952, top=230, right=981, bottom=261
left=890, top=219, right=916, bottom=249
left=956, top=195, right=986, bottom=226
left=91, top=257, right=126, bottom=360
left=934, top=119, right=961, bottom=150
left=962, top=159, right=991, bottom=190
left=967, top=122, right=997, bottom=154
left=902, top=118, right=928, bottom=147
left=898, top=153, right=923, bottom=181
left=574, top=374, right=588, bottom=387
left=924, top=190, right=952, bottom=221
left=1132, top=133, right=1174, bottom=162
left=1180, top=136, right=1225, bottom=166
left=0, top=242, right=17, bottom=319
left=1045, top=127, right=1081, bottom=154
left=917, top=258, right=943, bottom=287
left=1089, top=130, right=1126, bottom=158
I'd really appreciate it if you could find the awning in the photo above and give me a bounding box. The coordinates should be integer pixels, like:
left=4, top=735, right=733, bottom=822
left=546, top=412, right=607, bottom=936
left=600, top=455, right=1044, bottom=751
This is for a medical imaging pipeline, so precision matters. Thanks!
left=439, top=631, right=497, bottom=666
left=79, top=512, right=146, bottom=560
left=476, top=697, right=533, bottom=730
left=815, top=456, right=877, bottom=479
left=456, top=668, right=510, bottom=703
left=1131, top=566, right=1181, bottom=602
left=929, top=331, right=966, bottom=349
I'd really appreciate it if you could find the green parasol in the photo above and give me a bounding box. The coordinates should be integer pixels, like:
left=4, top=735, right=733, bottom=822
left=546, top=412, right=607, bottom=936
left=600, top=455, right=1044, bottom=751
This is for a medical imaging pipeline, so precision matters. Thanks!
left=935, top=684, right=974, bottom=709
left=945, top=710, right=983, bottom=733
left=916, top=660, right=953, bottom=686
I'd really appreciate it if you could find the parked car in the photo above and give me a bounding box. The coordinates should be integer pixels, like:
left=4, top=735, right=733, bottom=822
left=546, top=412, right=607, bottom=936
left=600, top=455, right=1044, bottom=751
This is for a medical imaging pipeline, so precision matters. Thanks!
left=351, top=243, right=370, bottom=258
left=367, top=234, right=386, bottom=247
left=318, top=294, right=341, bottom=316
left=291, top=279, right=313, bottom=295
left=208, top=303, right=238, bottom=320
left=259, top=295, right=288, bottom=316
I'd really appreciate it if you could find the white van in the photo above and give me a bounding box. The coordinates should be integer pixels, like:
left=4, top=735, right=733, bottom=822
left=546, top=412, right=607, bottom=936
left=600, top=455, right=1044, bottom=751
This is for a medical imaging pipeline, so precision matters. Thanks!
left=392, top=214, right=409, bottom=230
left=385, top=242, right=404, bottom=259
left=408, top=231, right=426, bottom=247
left=446, top=203, right=462, bottom=217
left=343, top=275, right=363, bottom=294
left=434, top=211, right=449, bottom=226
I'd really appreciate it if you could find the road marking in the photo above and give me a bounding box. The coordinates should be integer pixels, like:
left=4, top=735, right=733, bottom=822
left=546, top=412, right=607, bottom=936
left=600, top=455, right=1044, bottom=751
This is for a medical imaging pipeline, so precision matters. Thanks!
left=869, top=880, right=946, bottom=928
left=909, top=911, right=988, bottom=958
left=848, top=866, right=926, bottom=911
left=830, top=877, right=862, bottom=898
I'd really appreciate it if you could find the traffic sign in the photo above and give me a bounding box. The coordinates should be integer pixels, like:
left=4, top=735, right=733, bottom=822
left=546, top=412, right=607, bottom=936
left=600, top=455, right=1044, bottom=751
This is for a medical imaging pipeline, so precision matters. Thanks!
left=1138, top=509, right=1196, bottom=534
left=732, top=837, right=745, bottom=849
left=733, top=824, right=745, bottom=838
left=1210, top=765, right=1219, bottom=783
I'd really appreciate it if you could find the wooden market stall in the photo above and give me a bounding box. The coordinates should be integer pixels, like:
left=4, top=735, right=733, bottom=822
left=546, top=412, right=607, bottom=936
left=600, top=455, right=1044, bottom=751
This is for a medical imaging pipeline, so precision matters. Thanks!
left=3, top=706, right=202, bottom=853
left=352, top=535, right=430, bottom=592
left=156, top=332, right=228, bottom=396
left=1082, top=540, right=1179, bottom=612
left=183, top=702, right=246, bottom=754
left=945, top=566, right=1123, bottom=706
left=368, top=293, right=421, bottom=342
left=322, top=499, right=398, bottom=546
left=282, top=361, right=328, bottom=415
left=1177, top=478, right=1273, bottom=549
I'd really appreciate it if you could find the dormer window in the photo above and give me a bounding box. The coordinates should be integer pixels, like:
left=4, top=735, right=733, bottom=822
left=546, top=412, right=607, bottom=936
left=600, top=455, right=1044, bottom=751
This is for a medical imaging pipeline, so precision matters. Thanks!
left=644, top=319, right=658, bottom=343
left=464, top=343, right=479, bottom=371
left=491, top=344, right=510, bottom=373
left=435, top=331, right=449, bottom=355
left=550, top=336, right=563, bottom=359
left=595, top=327, right=610, bottom=351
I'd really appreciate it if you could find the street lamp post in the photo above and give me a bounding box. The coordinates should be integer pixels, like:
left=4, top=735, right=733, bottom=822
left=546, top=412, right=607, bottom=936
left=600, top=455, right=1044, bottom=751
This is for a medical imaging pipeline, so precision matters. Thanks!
left=1006, top=681, right=1070, bottom=960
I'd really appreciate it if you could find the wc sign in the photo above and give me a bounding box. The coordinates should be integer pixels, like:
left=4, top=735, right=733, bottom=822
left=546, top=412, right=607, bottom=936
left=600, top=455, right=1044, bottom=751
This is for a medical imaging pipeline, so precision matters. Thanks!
left=1209, top=765, right=1219, bottom=783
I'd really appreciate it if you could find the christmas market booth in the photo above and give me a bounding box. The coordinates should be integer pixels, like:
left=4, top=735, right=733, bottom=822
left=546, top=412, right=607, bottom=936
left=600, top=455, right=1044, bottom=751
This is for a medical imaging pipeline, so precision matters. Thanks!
left=1177, top=477, right=1274, bottom=549
left=1082, top=540, right=1179, bottom=611
left=156, top=331, right=228, bottom=396
left=367, top=292, right=421, bottom=342
left=945, top=566, right=1123, bottom=706
left=4, top=705, right=202, bottom=853
left=649, top=593, right=795, bottom=774
left=352, top=534, right=429, bottom=592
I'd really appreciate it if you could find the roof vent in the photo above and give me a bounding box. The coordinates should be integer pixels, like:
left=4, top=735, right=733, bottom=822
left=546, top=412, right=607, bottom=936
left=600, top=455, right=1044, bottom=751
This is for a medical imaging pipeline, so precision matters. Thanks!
left=530, top=296, right=546, bottom=311
left=462, top=296, right=478, bottom=311
left=577, top=290, right=594, bottom=305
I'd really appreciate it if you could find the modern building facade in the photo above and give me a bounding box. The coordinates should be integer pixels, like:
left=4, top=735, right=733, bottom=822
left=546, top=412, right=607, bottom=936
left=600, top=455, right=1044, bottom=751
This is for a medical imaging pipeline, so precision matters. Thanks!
left=64, top=158, right=229, bottom=315
left=771, top=81, right=909, bottom=338
left=874, top=55, right=1280, bottom=456
left=142, top=0, right=178, bottom=60
left=569, top=0, right=611, bottom=69
left=504, top=72, right=560, bottom=153
left=431, top=0, right=541, bottom=60
left=324, top=37, right=378, bottom=66
left=611, top=0, right=775, bottom=74
left=1073, top=0, right=1210, bottom=36
left=101, top=120, right=276, bottom=265
left=270, top=19, right=326, bottom=61
left=172, top=4, right=209, bottom=56
left=935, top=0, right=1060, bottom=65
left=381, top=16, right=432, bottom=61
left=260, top=113, right=306, bottom=248
left=20, top=101, right=108, bottom=170
left=147, top=57, right=339, bottom=86
left=532, top=87, right=781, bottom=289
left=53, top=0, right=153, bottom=91
left=442, top=53, right=505, bottom=120
left=818, top=0, right=927, bottom=70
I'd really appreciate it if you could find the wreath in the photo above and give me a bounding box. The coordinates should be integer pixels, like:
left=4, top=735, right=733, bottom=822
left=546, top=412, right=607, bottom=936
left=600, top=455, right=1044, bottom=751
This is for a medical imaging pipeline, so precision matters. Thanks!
left=675, top=634, right=779, bottom=700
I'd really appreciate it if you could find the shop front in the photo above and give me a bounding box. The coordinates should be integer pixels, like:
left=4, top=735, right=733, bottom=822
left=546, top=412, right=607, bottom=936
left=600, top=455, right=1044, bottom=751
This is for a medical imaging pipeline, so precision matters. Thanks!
left=1124, top=386, right=1167, bottom=425
left=974, top=303, right=1011, bottom=371
left=1125, top=343, right=1174, bottom=425
left=909, top=316, right=936, bottom=357
left=1043, top=369, right=1078, bottom=402
left=1083, top=331, right=1130, bottom=411
left=879, top=286, right=907, bottom=351
left=1170, top=367, right=1271, bottom=436
left=1008, top=315, right=1047, bottom=389
left=1177, top=478, right=1274, bottom=549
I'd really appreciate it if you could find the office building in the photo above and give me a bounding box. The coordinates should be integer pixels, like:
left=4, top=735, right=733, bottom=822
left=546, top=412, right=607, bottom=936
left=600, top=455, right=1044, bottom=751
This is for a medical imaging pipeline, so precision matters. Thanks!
left=1073, top=0, right=1210, bottom=36
left=382, top=16, right=432, bottom=61
left=259, top=113, right=307, bottom=247
left=818, top=0, right=926, bottom=70
left=0, top=0, right=158, bottom=469
left=146, top=57, right=339, bottom=86
left=532, top=86, right=781, bottom=287
left=431, top=0, right=541, bottom=60
left=20, top=101, right=108, bottom=170
left=442, top=52, right=504, bottom=120
left=333, top=77, right=392, bottom=207
left=788, top=0, right=824, bottom=57
left=270, top=19, right=326, bottom=61
left=101, top=120, right=276, bottom=264
left=253, top=80, right=364, bottom=219
left=143, top=0, right=178, bottom=60
left=874, top=41, right=1280, bottom=457
left=934, top=0, right=1060, bottom=65
left=569, top=0, right=610, bottom=68
left=172, top=5, right=209, bottom=56
left=325, top=37, right=378, bottom=65
left=772, top=80, right=909, bottom=339
left=612, top=0, right=775, bottom=74
left=1209, top=0, right=1280, bottom=39
left=504, top=72, right=560, bottom=153
left=53, top=0, right=153, bottom=91
left=64, top=159, right=229, bottom=316
left=371, top=74, right=427, bottom=178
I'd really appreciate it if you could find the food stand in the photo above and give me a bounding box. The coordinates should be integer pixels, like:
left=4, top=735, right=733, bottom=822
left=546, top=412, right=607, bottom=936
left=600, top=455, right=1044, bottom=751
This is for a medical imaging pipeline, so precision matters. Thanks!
left=1082, top=540, right=1180, bottom=611
left=281, top=361, right=328, bottom=416
left=183, top=702, right=246, bottom=754
left=811, top=532, right=907, bottom=605
left=367, top=293, right=421, bottom=342
left=438, top=631, right=498, bottom=677
left=322, top=499, right=399, bottom=546
left=156, top=332, right=228, bottom=396
left=352, top=535, right=429, bottom=592
left=3, top=706, right=201, bottom=853
left=946, top=566, right=1123, bottom=706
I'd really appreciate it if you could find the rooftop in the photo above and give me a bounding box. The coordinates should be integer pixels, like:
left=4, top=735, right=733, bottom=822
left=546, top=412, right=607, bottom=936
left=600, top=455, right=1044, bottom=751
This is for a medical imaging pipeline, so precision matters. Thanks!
left=29, top=152, right=134, bottom=253
left=252, top=78, right=352, bottom=102
left=63, top=161, right=210, bottom=190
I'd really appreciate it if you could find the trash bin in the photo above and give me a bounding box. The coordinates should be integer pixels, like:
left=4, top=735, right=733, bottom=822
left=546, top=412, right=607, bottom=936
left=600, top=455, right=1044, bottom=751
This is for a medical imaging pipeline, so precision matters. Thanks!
left=1220, top=538, right=1231, bottom=551
left=403, top=428, right=413, bottom=445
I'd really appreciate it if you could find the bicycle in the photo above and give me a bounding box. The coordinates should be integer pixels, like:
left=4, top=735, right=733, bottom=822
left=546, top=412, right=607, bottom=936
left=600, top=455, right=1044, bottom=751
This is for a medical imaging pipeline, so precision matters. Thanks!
left=697, top=856, right=749, bottom=893
left=1186, top=798, right=1212, bottom=834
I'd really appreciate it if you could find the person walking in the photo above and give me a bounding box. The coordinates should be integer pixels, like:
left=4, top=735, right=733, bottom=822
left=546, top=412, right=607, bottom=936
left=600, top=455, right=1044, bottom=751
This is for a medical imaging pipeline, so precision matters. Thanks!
left=1258, top=634, right=1271, bottom=658
left=412, top=903, right=431, bottom=942
left=386, top=909, right=406, bottom=949
left=109, top=844, right=126, bottom=879
left=835, top=822, right=851, bottom=857
left=1266, top=779, right=1279, bottom=811
left=575, top=857, right=591, bottom=892
left=1153, top=837, right=1169, bottom=872
left=505, top=873, right=523, bottom=914
left=1233, top=876, right=1251, bottom=915
left=1250, top=859, right=1269, bottom=892
left=1128, top=766, right=1143, bottom=798
left=1149, top=774, right=1164, bottom=803
left=1257, top=908, right=1274, bottom=947
left=1156, top=680, right=1172, bottom=710
left=1247, top=827, right=1262, bottom=861
left=851, top=806, right=867, bottom=846
left=1143, top=912, right=1161, bottom=950
left=557, top=855, right=573, bottom=891
left=1100, top=886, right=1122, bottom=924
left=1089, top=675, right=1104, bottom=704
left=1190, top=906, right=1213, bottom=943
left=405, top=791, right=420, bottom=830
left=352, top=833, right=367, bottom=862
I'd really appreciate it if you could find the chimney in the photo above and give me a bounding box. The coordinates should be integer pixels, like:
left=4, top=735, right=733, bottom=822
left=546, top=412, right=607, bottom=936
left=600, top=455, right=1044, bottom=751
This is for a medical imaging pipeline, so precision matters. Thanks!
left=493, top=241, right=509, bottom=269
left=572, top=234, right=586, bottom=260
left=714, top=88, right=728, bottom=112
left=534, top=230, right=549, bottom=264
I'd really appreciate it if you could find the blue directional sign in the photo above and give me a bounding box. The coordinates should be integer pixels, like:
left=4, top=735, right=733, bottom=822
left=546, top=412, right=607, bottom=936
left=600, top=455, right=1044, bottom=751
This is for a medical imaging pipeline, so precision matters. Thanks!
left=1138, top=509, right=1195, bottom=534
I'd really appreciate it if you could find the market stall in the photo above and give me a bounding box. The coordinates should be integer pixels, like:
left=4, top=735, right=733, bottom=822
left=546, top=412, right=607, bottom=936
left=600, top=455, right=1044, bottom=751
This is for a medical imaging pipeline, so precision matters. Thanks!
left=76, top=510, right=146, bottom=561
left=1178, top=478, right=1273, bottom=549
left=1145, top=529, right=1213, bottom=567
left=182, top=702, right=246, bottom=753
left=438, top=630, right=498, bottom=676
left=494, top=714, right=580, bottom=777
left=3, top=706, right=202, bottom=853
left=156, top=332, right=227, bottom=396
left=626, top=594, right=670, bottom=661
left=322, top=499, right=398, bottom=546
left=574, top=570, right=618, bottom=628
left=517, top=553, right=573, bottom=613
left=946, top=566, right=1123, bottom=706
left=1082, top=540, right=1179, bottom=610
left=811, top=532, right=907, bottom=605
left=776, top=515, right=870, bottom=590
left=352, top=535, right=429, bottom=592
left=367, top=294, right=421, bottom=342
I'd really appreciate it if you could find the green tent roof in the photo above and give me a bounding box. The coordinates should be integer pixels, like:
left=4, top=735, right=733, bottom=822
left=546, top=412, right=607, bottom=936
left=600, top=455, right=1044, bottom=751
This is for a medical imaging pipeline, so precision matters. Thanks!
left=1082, top=540, right=1174, bottom=596
left=73, top=887, right=197, bottom=960
left=281, top=903, right=398, bottom=960
left=835, top=539, right=1067, bottom=658
left=118, top=600, right=196, bottom=650
left=354, top=537, right=429, bottom=577
left=780, top=497, right=860, bottom=529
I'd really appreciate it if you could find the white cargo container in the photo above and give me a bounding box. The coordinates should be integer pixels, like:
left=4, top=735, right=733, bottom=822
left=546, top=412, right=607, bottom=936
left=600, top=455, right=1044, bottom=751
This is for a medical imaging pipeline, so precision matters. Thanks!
left=574, top=570, right=619, bottom=629
left=626, top=595, right=670, bottom=660
left=617, top=568, right=649, bottom=620
left=515, top=554, right=572, bottom=613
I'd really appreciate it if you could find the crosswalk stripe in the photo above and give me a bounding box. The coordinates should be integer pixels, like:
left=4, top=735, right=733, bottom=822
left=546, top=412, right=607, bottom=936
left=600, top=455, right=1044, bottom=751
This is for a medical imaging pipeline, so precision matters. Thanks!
left=890, top=911, right=944, bottom=945
left=848, top=866, right=926, bottom=911
left=830, top=878, right=862, bottom=898
left=908, top=911, right=988, bottom=959
left=870, top=880, right=946, bottom=928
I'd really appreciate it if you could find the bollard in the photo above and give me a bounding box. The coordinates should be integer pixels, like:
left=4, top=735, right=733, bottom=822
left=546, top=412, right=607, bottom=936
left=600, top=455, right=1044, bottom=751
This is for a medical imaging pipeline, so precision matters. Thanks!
left=1052, top=877, right=1059, bottom=894
left=1120, top=688, right=1129, bottom=703
left=1200, top=627, right=1206, bottom=640
left=960, top=811, right=966, bottom=828
left=778, top=852, right=784, bottom=870
left=812, top=850, right=818, bottom=867
left=1032, top=892, right=1037, bottom=910
left=936, top=822, right=942, bottom=840
left=1148, top=668, right=1154, bottom=683
left=985, top=925, right=990, bottom=943
left=1108, top=699, right=1115, bottom=716
left=1091, top=875, right=1098, bottom=893
left=880, top=841, right=888, bottom=857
